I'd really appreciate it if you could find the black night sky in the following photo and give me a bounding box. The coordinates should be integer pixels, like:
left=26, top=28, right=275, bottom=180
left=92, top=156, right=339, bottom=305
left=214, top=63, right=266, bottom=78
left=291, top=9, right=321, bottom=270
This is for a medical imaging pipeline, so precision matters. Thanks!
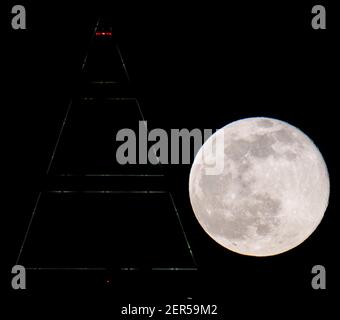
left=3, top=0, right=338, bottom=315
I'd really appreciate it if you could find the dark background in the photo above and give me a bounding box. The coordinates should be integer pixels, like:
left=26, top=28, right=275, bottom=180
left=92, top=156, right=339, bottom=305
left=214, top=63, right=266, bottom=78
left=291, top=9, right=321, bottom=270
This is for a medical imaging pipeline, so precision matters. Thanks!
left=3, top=0, right=338, bottom=314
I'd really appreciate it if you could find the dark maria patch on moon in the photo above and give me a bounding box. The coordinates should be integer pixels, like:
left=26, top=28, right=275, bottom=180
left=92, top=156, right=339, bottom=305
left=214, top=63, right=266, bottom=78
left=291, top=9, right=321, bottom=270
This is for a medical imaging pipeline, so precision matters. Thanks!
left=199, top=173, right=232, bottom=195
left=257, top=119, right=274, bottom=128
left=274, top=128, right=295, bottom=144
left=250, top=134, right=276, bottom=158
left=225, top=134, right=277, bottom=161
left=225, top=139, right=250, bottom=161
left=204, top=193, right=282, bottom=240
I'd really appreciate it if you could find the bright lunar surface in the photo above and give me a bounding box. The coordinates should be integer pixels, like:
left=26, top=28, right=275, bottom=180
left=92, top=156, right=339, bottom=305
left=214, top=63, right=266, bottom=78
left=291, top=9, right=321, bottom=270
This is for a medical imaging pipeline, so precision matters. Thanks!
left=189, top=117, right=330, bottom=256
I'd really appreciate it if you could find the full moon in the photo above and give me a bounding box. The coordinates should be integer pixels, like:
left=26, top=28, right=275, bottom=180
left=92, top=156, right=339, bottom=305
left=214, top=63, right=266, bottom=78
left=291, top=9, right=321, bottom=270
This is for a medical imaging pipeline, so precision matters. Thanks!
left=189, top=117, right=330, bottom=256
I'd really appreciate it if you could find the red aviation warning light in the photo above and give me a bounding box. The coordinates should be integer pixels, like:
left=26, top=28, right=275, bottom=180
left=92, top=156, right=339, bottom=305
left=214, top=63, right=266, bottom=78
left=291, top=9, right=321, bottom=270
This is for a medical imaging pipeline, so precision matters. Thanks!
left=95, top=31, right=112, bottom=36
